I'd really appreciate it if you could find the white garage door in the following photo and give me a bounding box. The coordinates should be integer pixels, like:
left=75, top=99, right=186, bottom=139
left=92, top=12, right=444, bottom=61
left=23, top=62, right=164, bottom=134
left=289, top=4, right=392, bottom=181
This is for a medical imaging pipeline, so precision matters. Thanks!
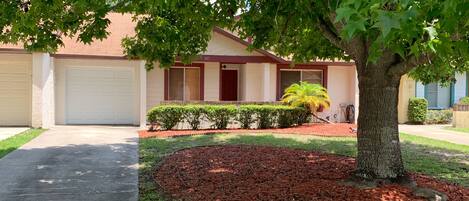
left=66, top=67, right=135, bottom=125
left=0, top=59, right=31, bottom=126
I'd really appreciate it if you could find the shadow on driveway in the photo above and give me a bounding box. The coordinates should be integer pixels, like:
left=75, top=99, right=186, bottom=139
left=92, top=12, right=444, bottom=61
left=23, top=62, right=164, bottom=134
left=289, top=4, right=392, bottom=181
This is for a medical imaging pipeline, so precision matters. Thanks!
left=0, top=127, right=138, bottom=201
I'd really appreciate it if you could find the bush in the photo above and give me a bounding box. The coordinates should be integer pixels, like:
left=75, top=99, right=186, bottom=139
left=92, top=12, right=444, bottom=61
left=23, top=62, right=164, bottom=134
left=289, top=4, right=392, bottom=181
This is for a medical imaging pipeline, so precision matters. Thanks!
left=237, top=105, right=257, bottom=129
left=203, top=105, right=237, bottom=129
left=426, top=109, right=453, bottom=124
left=408, top=98, right=428, bottom=124
left=459, top=97, right=469, bottom=104
left=277, top=106, right=303, bottom=128
left=296, top=109, right=312, bottom=125
left=147, top=104, right=308, bottom=130
left=147, top=105, right=184, bottom=130
left=251, top=105, right=278, bottom=129
left=183, top=105, right=204, bottom=130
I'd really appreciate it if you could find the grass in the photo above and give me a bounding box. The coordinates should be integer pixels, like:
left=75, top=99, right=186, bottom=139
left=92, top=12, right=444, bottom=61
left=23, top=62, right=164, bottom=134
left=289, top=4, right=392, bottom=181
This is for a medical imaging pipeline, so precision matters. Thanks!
left=444, top=126, right=469, bottom=134
left=0, top=129, right=46, bottom=159
left=139, top=133, right=469, bottom=201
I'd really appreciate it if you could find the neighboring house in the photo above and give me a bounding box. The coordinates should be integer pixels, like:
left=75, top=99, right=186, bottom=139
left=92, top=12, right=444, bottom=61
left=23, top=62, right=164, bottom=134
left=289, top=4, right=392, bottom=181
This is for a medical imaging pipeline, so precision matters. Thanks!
left=397, top=73, right=469, bottom=123
left=0, top=14, right=358, bottom=128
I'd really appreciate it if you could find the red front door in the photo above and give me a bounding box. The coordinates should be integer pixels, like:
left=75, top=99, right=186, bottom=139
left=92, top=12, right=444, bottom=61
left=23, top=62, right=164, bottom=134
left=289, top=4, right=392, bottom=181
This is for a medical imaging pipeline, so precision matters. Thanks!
left=221, top=70, right=238, bottom=101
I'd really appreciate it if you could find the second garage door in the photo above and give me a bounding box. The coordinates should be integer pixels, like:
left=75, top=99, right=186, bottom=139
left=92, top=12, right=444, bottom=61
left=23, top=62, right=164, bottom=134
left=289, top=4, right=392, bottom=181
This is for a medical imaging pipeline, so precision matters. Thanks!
left=65, top=66, right=135, bottom=125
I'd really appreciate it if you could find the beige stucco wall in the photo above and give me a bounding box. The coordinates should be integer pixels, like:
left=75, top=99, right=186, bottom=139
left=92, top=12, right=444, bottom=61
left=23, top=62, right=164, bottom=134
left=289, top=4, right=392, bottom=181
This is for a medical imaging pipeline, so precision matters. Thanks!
left=268, top=63, right=277, bottom=101
left=398, top=75, right=416, bottom=123
left=146, top=65, right=165, bottom=110
left=322, top=66, right=357, bottom=122
left=204, top=62, right=220, bottom=101
left=453, top=111, right=469, bottom=128
left=55, top=58, right=141, bottom=125
left=205, top=32, right=262, bottom=56
left=241, top=63, right=264, bottom=101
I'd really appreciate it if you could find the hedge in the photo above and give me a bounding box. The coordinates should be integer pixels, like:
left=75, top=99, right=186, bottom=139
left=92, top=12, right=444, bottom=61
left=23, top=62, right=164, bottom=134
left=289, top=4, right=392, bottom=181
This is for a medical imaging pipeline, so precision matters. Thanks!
left=408, top=98, right=428, bottom=124
left=459, top=97, right=469, bottom=104
left=147, top=104, right=310, bottom=130
left=426, top=109, right=452, bottom=124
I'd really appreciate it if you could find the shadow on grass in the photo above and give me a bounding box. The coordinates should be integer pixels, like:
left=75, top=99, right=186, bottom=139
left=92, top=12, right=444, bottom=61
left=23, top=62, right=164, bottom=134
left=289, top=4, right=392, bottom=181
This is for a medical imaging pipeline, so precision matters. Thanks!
left=139, top=133, right=469, bottom=201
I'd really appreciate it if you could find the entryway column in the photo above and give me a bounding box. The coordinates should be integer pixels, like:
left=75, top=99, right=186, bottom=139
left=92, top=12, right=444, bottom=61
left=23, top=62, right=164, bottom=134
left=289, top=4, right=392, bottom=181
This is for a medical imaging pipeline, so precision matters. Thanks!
left=139, top=61, right=147, bottom=128
left=262, top=63, right=272, bottom=101
left=31, top=53, right=54, bottom=128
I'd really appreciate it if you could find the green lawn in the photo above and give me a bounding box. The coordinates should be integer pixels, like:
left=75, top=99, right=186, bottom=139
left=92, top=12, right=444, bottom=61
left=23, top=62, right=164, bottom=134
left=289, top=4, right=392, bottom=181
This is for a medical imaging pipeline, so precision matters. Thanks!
left=0, top=129, right=46, bottom=159
left=139, top=133, right=469, bottom=201
left=444, top=126, right=469, bottom=134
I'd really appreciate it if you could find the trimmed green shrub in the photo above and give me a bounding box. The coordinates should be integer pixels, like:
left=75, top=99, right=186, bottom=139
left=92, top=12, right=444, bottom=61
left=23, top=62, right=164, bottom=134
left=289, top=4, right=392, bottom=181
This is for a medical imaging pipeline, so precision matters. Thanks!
left=277, top=106, right=299, bottom=128
left=426, top=109, right=453, bottom=124
left=147, top=105, right=184, bottom=130
left=408, top=98, right=428, bottom=124
left=147, top=104, right=309, bottom=131
left=237, top=105, right=257, bottom=129
left=459, top=97, right=469, bottom=104
left=203, top=105, right=237, bottom=129
left=183, top=105, right=204, bottom=130
left=252, top=105, right=278, bottom=129
left=296, top=109, right=312, bottom=125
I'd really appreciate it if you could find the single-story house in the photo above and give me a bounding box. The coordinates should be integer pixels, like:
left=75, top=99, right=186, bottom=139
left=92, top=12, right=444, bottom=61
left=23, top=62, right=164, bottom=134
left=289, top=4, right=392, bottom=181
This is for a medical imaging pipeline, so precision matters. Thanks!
left=0, top=13, right=358, bottom=128
left=398, top=73, right=469, bottom=123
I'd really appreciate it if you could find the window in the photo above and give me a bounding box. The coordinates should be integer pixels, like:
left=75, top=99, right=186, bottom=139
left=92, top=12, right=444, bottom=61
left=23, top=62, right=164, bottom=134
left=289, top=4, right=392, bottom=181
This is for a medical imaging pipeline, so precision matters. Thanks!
left=168, top=67, right=201, bottom=101
left=279, top=70, right=323, bottom=97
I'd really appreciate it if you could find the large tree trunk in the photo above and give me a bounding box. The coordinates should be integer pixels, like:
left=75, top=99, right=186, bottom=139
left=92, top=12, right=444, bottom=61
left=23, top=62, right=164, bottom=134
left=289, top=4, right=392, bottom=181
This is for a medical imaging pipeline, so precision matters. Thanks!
left=355, top=68, right=406, bottom=181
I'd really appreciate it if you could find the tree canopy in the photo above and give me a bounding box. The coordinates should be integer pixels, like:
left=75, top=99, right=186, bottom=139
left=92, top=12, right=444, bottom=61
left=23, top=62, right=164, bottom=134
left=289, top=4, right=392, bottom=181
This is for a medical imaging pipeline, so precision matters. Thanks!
left=2, top=1, right=467, bottom=83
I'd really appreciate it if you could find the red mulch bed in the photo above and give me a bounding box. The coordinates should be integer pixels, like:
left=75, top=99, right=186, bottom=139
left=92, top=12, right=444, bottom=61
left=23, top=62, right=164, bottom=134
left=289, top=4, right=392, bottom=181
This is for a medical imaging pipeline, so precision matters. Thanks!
left=140, top=123, right=357, bottom=138
left=155, top=145, right=468, bottom=201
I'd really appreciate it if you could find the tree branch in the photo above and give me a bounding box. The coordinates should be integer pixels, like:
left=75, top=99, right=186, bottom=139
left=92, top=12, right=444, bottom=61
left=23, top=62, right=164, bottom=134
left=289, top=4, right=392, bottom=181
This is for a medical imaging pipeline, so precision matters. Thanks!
left=386, top=53, right=435, bottom=77
left=316, top=17, right=344, bottom=49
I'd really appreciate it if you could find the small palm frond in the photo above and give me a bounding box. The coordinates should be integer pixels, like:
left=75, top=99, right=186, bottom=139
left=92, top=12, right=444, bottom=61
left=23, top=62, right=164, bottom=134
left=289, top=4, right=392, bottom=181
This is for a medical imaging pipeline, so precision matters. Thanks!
left=281, top=81, right=331, bottom=113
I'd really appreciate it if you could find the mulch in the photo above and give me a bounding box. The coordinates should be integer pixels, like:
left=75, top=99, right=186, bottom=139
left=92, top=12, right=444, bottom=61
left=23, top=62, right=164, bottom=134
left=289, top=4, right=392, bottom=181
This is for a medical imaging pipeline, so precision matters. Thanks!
left=154, top=145, right=469, bottom=201
left=139, top=123, right=357, bottom=138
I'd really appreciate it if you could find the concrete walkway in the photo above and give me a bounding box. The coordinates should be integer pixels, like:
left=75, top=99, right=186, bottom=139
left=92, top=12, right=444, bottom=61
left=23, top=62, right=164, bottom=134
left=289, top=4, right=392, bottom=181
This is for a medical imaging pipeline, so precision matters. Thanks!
left=399, top=124, right=469, bottom=145
left=0, top=127, right=29, bottom=141
left=0, top=126, right=138, bottom=201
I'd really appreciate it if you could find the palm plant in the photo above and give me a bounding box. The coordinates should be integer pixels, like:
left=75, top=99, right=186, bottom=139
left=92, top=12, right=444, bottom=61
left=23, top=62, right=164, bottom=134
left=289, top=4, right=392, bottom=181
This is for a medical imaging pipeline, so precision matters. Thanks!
left=281, top=81, right=331, bottom=123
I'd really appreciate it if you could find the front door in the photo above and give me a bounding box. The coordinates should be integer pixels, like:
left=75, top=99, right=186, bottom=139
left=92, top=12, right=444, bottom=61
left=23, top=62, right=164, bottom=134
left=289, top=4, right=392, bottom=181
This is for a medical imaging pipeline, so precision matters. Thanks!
left=221, top=69, right=238, bottom=101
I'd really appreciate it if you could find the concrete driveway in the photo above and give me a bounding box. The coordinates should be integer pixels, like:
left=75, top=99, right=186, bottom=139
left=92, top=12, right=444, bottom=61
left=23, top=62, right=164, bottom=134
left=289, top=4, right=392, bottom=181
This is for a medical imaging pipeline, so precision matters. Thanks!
left=0, top=126, right=138, bottom=201
left=0, top=127, right=29, bottom=141
left=399, top=124, right=469, bottom=145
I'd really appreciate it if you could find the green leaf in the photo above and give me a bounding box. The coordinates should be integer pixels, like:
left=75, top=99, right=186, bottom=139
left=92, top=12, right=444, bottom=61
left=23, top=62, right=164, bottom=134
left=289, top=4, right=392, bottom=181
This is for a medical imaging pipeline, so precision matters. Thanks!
left=335, top=7, right=355, bottom=22
left=373, top=11, right=401, bottom=37
left=343, top=18, right=366, bottom=39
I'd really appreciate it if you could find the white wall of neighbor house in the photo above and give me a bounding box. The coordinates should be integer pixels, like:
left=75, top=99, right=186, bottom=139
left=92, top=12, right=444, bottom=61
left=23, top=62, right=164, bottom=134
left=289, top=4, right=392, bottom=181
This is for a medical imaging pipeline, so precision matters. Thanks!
left=323, top=66, right=357, bottom=123
left=32, top=53, right=54, bottom=128
left=454, top=72, right=467, bottom=103
left=55, top=58, right=142, bottom=125
left=204, top=62, right=220, bottom=101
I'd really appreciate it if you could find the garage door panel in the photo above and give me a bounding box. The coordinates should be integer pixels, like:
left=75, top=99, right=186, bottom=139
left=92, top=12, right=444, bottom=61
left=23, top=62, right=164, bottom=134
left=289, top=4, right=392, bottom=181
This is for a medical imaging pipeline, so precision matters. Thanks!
left=65, top=67, right=135, bottom=125
left=0, top=65, right=31, bottom=126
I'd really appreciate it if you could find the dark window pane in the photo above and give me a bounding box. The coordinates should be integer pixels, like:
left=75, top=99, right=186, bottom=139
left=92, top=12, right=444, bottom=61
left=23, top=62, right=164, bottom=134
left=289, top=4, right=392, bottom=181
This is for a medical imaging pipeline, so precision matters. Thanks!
left=280, top=71, right=301, bottom=97
left=169, top=68, right=184, bottom=100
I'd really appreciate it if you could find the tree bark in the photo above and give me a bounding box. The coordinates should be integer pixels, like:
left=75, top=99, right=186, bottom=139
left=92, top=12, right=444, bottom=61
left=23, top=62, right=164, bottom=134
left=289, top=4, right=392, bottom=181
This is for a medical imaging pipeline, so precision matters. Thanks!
left=355, top=67, right=406, bottom=181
